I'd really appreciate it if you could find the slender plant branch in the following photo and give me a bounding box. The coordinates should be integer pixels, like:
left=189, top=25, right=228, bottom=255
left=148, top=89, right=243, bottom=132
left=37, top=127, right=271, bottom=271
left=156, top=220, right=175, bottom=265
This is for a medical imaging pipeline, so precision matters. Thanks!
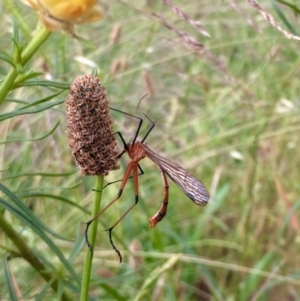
left=0, top=24, right=51, bottom=106
left=80, top=175, right=104, bottom=301
left=0, top=213, right=72, bottom=301
left=21, top=23, right=51, bottom=65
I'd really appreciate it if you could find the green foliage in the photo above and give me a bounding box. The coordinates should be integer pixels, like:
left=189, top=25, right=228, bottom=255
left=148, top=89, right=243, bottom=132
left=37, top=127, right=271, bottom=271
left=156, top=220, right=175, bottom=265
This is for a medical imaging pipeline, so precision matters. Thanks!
left=0, top=0, right=300, bottom=300
left=3, top=255, right=18, bottom=301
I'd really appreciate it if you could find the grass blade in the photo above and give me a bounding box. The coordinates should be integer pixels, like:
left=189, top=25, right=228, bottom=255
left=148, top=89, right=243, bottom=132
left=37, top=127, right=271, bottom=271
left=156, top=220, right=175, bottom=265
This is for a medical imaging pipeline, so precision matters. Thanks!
left=0, top=98, right=64, bottom=121
left=0, top=183, right=68, bottom=240
left=0, top=119, right=60, bottom=145
left=3, top=256, right=18, bottom=301
left=0, top=198, right=80, bottom=285
left=133, top=254, right=181, bottom=301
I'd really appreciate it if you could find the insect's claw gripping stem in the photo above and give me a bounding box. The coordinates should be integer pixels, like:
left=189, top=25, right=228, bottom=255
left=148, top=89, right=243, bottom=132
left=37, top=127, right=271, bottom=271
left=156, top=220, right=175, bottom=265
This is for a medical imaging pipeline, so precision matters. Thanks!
left=84, top=221, right=94, bottom=258
left=106, top=227, right=123, bottom=263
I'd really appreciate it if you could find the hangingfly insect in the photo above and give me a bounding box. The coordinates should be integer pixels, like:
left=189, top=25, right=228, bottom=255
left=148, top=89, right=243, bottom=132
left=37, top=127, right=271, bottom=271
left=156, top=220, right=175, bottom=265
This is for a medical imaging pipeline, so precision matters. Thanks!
left=85, top=109, right=209, bottom=262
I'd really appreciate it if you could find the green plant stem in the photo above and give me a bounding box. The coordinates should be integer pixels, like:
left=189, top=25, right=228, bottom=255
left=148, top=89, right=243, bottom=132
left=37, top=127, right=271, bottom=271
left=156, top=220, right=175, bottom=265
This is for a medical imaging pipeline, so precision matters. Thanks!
left=80, top=175, right=104, bottom=301
left=0, top=214, right=72, bottom=301
left=21, top=24, right=51, bottom=65
left=0, top=24, right=51, bottom=106
left=0, top=68, right=18, bottom=106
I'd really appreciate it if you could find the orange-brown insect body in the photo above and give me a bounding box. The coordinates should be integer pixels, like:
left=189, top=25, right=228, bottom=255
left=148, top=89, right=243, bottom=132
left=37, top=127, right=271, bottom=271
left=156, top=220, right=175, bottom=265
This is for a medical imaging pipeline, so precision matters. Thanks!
left=85, top=109, right=209, bottom=263
left=126, top=142, right=146, bottom=162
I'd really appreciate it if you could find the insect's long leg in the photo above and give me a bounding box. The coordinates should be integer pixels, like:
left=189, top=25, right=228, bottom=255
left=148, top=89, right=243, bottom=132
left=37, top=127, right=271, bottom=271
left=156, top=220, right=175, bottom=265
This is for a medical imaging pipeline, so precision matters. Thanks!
left=116, top=131, right=129, bottom=153
left=149, top=165, right=169, bottom=227
left=110, top=106, right=155, bottom=145
left=110, top=108, right=143, bottom=145
left=98, top=164, right=144, bottom=190
left=91, top=131, right=144, bottom=191
left=141, top=113, right=155, bottom=143
left=84, top=160, right=135, bottom=255
left=106, top=162, right=140, bottom=263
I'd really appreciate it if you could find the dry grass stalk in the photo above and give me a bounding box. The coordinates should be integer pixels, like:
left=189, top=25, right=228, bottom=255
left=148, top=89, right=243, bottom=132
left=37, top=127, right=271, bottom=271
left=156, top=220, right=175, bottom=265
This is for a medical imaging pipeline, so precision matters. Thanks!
left=161, top=0, right=210, bottom=37
left=110, top=23, right=122, bottom=45
left=152, top=13, right=228, bottom=76
left=274, top=177, right=300, bottom=232
left=247, top=0, right=300, bottom=41
left=110, top=56, right=128, bottom=75
left=229, top=0, right=262, bottom=33
left=142, top=70, right=155, bottom=97
left=66, top=74, right=120, bottom=175
left=128, top=239, right=144, bottom=270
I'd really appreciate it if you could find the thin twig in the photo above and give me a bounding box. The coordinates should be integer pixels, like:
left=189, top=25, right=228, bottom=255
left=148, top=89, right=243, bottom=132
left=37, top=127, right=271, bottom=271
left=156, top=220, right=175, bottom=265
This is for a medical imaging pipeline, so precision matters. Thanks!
left=247, top=0, right=300, bottom=41
left=160, top=0, right=210, bottom=37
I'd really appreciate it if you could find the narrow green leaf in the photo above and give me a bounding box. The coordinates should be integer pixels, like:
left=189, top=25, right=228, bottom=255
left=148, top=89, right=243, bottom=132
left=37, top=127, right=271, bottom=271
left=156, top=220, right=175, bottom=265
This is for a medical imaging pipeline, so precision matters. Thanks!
left=15, top=181, right=82, bottom=194
left=3, top=256, right=18, bottom=301
left=20, top=90, right=64, bottom=109
left=2, top=171, right=75, bottom=181
left=20, top=192, right=89, bottom=214
left=31, top=249, right=55, bottom=270
left=0, top=198, right=56, bottom=243
left=0, top=198, right=80, bottom=285
left=271, top=0, right=298, bottom=35
left=14, top=79, right=70, bottom=90
left=64, top=280, right=92, bottom=299
left=199, top=265, right=224, bottom=300
left=134, top=255, right=181, bottom=301
left=14, top=71, right=45, bottom=86
left=279, top=199, right=300, bottom=240
left=57, top=279, right=64, bottom=300
left=35, top=279, right=54, bottom=301
left=3, top=97, right=28, bottom=105
left=68, top=225, right=85, bottom=263
left=0, top=52, right=16, bottom=68
left=0, top=119, right=60, bottom=145
left=194, top=183, right=230, bottom=237
left=99, top=283, right=128, bottom=301
left=239, top=250, right=275, bottom=299
left=0, top=98, right=64, bottom=121
left=0, top=183, right=68, bottom=240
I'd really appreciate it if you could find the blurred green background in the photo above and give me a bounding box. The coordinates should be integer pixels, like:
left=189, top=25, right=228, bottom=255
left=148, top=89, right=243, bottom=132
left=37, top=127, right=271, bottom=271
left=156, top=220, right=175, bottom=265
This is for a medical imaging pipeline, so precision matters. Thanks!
left=0, top=0, right=300, bottom=300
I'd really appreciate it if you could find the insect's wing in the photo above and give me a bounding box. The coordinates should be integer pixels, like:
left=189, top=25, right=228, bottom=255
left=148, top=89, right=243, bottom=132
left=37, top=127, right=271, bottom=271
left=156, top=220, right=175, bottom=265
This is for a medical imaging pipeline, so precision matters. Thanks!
left=143, top=144, right=209, bottom=206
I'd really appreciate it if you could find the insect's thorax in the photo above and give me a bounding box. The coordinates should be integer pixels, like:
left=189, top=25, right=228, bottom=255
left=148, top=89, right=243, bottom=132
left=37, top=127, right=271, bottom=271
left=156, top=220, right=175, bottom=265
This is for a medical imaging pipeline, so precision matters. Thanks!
left=127, top=142, right=146, bottom=162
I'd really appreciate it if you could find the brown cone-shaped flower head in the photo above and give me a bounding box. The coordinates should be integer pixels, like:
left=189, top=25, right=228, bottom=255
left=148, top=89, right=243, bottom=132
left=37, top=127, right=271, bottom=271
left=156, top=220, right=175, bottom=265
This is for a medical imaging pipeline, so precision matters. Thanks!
left=66, top=74, right=120, bottom=175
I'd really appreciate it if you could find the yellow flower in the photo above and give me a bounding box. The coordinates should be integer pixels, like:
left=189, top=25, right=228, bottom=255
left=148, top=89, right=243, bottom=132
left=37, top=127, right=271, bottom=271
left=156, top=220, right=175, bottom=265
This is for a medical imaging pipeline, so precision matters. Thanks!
left=21, top=0, right=103, bottom=36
